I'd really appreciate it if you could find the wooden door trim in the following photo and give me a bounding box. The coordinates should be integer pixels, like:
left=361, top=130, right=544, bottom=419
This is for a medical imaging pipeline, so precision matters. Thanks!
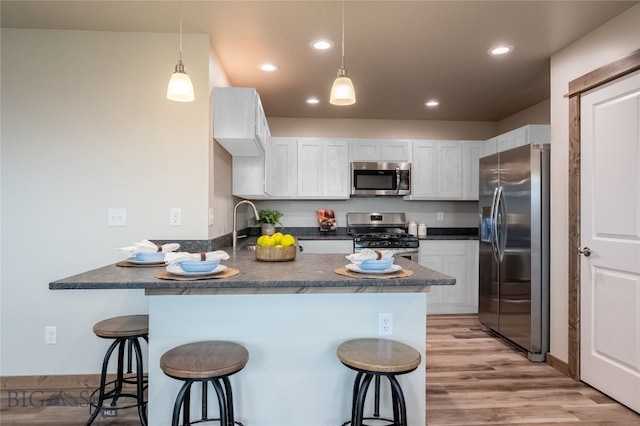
left=567, top=48, right=640, bottom=380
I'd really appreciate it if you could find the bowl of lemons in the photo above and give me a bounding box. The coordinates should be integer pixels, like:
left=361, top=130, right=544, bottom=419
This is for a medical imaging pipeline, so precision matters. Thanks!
left=255, top=232, right=297, bottom=261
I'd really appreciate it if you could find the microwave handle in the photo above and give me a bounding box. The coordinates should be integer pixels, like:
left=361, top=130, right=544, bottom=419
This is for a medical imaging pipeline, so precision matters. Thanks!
left=395, top=166, right=400, bottom=195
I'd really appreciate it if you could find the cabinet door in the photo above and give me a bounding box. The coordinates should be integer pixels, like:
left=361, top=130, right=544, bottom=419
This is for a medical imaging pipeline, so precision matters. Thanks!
left=420, top=241, right=478, bottom=314
left=213, top=87, right=266, bottom=156
left=462, top=141, right=485, bottom=200
left=232, top=156, right=267, bottom=199
left=298, top=139, right=323, bottom=197
left=349, top=140, right=380, bottom=161
left=266, top=137, right=297, bottom=198
left=497, top=131, right=516, bottom=152
left=410, top=141, right=438, bottom=198
left=380, top=140, right=411, bottom=162
left=324, top=139, right=350, bottom=198
left=437, top=141, right=463, bottom=198
left=485, top=138, right=498, bottom=156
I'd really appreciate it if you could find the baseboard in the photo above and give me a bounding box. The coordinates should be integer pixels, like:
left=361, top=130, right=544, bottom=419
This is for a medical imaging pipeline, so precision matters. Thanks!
left=546, top=353, right=571, bottom=378
left=2, top=374, right=106, bottom=390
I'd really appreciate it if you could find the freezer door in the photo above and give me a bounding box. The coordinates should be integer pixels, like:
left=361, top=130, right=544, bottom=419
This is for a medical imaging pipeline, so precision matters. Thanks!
left=478, top=154, right=500, bottom=331
left=497, top=145, right=534, bottom=352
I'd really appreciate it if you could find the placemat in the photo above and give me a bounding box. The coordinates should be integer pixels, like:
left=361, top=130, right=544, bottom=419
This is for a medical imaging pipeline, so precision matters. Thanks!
left=334, top=267, right=413, bottom=279
left=117, top=260, right=166, bottom=268
left=154, top=267, right=240, bottom=281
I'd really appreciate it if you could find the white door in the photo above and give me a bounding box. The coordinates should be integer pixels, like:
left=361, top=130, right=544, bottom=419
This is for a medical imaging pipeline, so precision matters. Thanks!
left=580, top=69, right=640, bottom=413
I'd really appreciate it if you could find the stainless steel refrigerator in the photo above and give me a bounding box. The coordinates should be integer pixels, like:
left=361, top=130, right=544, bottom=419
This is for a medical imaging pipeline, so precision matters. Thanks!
left=478, top=144, right=550, bottom=362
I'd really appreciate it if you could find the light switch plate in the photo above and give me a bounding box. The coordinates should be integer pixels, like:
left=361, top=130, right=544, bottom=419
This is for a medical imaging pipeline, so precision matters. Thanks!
left=108, top=209, right=126, bottom=226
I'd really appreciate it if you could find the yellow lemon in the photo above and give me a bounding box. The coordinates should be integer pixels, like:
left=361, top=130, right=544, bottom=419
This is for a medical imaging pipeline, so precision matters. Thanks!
left=281, top=234, right=296, bottom=247
left=272, top=232, right=283, bottom=245
left=257, top=235, right=275, bottom=247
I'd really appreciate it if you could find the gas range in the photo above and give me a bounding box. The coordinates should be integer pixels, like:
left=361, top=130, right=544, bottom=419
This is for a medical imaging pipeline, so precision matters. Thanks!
left=347, top=212, right=419, bottom=256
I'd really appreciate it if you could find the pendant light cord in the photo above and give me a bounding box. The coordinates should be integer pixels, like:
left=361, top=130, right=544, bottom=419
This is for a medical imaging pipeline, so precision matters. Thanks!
left=179, top=0, right=184, bottom=62
left=340, top=0, right=345, bottom=68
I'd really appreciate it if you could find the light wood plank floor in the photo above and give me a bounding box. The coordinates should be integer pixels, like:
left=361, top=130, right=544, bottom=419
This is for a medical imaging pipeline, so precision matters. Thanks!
left=1, top=314, right=638, bottom=425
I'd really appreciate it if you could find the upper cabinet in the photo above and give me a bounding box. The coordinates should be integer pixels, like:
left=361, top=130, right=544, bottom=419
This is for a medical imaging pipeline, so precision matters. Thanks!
left=406, top=140, right=463, bottom=200
left=266, top=137, right=298, bottom=198
left=462, top=141, right=486, bottom=200
left=349, top=139, right=411, bottom=162
left=213, top=87, right=270, bottom=156
left=491, top=124, right=550, bottom=154
left=298, top=139, right=350, bottom=199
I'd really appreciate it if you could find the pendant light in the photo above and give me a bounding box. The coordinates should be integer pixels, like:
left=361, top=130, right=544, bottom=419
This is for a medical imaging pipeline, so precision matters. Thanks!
left=167, top=1, right=194, bottom=102
left=330, top=0, right=356, bottom=105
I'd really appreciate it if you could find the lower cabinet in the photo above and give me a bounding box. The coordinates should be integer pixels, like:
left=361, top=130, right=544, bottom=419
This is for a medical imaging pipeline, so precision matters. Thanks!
left=419, top=240, right=479, bottom=314
left=298, top=240, right=353, bottom=254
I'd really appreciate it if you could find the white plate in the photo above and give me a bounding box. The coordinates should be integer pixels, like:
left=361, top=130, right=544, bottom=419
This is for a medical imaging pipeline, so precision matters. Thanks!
left=167, top=264, right=227, bottom=277
left=345, top=264, right=402, bottom=274
left=127, top=258, right=166, bottom=265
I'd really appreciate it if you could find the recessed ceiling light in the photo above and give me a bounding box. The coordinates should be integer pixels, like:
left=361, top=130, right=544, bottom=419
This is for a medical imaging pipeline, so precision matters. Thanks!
left=258, top=63, right=279, bottom=72
left=306, top=97, right=320, bottom=104
left=425, top=100, right=440, bottom=107
left=488, top=45, right=514, bottom=56
left=310, top=39, right=334, bottom=50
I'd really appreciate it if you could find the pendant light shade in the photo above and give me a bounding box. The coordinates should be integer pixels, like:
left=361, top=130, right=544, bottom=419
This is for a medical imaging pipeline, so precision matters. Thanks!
left=167, top=60, right=195, bottom=102
left=330, top=0, right=356, bottom=106
left=167, top=2, right=194, bottom=102
left=330, top=66, right=356, bottom=105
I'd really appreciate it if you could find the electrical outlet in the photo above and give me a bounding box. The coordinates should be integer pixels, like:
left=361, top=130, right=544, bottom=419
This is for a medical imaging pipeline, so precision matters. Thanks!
left=170, top=208, right=181, bottom=226
left=378, top=313, right=393, bottom=336
left=437, top=212, right=444, bottom=221
left=45, top=326, right=57, bottom=344
left=208, top=208, right=215, bottom=226
left=107, top=208, right=126, bottom=227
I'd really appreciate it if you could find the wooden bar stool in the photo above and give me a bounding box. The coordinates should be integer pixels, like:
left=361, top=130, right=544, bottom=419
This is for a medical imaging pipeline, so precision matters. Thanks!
left=160, top=340, right=249, bottom=426
left=86, top=314, right=148, bottom=426
left=337, top=338, right=422, bottom=426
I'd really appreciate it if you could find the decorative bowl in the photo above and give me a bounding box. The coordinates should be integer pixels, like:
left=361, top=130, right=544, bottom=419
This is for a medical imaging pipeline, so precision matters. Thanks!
left=255, top=245, right=297, bottom=262
left=179, top=259, right=220, bottom=273
left=135, top=252, right=165, bottom=262
left=359, top=258, right=394, bottom=271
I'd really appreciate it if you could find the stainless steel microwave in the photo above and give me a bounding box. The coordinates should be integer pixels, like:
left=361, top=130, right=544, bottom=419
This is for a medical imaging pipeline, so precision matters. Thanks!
left=351, top=162, right=411, bottom=196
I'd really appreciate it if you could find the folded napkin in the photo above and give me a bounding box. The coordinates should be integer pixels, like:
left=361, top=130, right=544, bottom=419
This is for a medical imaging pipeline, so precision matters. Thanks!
left=164, top=250, right=230, bottom=265
left=346, top=249, right=394, bottom=265
left=118, top=239, right=180, bottom=258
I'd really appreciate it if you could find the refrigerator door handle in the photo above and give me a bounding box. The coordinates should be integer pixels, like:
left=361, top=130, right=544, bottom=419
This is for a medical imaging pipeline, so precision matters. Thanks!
left=489, top=186, right=500, bottom=259
left=495, top=185, right=508, bottom=262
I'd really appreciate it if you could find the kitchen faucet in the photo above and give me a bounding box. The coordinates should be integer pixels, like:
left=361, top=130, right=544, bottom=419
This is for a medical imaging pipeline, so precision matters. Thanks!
left=233, top=200, right=260, bottom=251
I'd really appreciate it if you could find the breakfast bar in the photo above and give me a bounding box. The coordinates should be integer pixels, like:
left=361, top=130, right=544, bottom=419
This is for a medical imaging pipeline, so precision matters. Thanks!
left=50, top=250, right=455, bottom=425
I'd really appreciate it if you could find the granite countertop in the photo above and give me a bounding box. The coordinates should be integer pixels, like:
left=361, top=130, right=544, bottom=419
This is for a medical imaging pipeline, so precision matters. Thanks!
left=49, top=250, right=455, bottom=295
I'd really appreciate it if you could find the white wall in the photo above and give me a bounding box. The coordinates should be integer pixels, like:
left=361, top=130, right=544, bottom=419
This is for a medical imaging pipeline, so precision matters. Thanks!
left=548, top=4, right=640, bottom=363
left=0, top=29, right=211, bottom=375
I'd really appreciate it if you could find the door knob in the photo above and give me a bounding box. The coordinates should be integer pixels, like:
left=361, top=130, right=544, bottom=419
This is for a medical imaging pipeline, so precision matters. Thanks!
left=578, top=246, right=593, bottom=257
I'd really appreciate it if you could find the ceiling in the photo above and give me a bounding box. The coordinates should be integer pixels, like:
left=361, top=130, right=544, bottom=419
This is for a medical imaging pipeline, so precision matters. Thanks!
left=2, top=1, right=638, bottom=121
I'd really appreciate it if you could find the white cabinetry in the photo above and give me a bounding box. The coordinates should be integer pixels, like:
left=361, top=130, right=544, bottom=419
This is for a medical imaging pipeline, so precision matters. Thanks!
left=407, top=140, right=462, bottom=199
left=419, top=240, right=479, bottom=314
left=462, top=140, right=485, bottom=200
left=298, top=139, right=350, bottom=199
left=349, top=140, right=411, bottom=162
left=232, top=156, right=267, bottom=199
left=298, top=240, right=353, bottom=254
left=490, top=125, right=550, bottom=155
left=213, top=87, right=270, bottom=156
left=266, top=137, right=298, bottom=198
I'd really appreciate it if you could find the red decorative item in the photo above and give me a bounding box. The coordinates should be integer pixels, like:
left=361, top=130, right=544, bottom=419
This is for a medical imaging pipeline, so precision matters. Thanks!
left=317, top=210, right=337, bottom=233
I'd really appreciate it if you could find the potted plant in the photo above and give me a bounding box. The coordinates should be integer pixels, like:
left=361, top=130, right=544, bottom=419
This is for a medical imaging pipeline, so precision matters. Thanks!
left=252, top=209, right=283, bottom=235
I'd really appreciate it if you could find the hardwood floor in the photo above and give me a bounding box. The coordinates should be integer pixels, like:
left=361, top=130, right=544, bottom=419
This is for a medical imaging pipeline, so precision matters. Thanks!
left=1, top=315, right=638, bottom=425
left=426, top=315, right=639, bottom=425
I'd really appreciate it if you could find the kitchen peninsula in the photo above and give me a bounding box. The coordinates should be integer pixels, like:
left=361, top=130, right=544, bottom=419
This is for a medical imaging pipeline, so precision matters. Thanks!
left=50, top=250, right=454, bottom=425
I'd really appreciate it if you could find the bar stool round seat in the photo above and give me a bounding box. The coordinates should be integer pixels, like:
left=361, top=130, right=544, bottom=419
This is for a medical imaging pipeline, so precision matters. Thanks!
left=337, top=338, right=421, bottom=426
left=160, top=340, right=249, bottom=426
left=86, top=314, right=149, bottom=426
